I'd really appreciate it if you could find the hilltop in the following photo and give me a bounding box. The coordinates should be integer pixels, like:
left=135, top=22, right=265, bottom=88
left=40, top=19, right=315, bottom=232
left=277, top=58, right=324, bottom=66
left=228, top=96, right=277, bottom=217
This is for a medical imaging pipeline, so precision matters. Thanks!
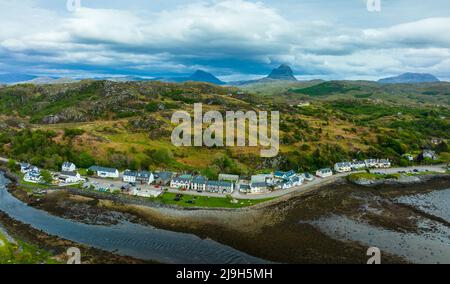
left=378, top=73, right=440, bottom=84
left=0, top=80, right=449, bottom=177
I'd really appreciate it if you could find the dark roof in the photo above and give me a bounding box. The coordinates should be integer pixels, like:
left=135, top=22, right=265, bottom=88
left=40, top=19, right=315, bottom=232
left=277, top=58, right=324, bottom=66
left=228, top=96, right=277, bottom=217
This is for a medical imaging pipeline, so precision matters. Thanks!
left=156, top=172, right=173, bottom=180
left=88, top=166, right=118, bottom=173
left=60, top=171, right=78, bottom=177
left=124, top=170, right=137, bottom=177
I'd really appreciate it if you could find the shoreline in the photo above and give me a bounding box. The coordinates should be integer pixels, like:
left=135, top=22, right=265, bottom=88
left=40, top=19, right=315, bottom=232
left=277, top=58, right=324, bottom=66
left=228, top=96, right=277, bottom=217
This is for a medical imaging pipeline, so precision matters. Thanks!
left=1, top=168, right=450, bottom=263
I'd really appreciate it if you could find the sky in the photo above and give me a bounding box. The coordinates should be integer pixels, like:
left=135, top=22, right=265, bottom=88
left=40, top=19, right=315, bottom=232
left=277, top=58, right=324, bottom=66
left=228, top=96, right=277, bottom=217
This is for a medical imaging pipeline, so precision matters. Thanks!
left=0, top=0, right=449, bottom=81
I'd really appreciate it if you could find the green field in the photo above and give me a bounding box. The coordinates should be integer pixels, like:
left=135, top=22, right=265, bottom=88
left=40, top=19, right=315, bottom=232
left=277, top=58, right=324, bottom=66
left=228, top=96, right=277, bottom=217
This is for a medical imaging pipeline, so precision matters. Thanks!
left=0, top=230, right=59, bottom=264
left=153, top=192, right=274, bottom=208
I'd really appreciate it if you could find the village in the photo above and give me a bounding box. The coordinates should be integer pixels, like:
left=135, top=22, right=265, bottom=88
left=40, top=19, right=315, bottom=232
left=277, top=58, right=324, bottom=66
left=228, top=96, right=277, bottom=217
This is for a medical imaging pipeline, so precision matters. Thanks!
left=14, top=148, right=445, bottom=203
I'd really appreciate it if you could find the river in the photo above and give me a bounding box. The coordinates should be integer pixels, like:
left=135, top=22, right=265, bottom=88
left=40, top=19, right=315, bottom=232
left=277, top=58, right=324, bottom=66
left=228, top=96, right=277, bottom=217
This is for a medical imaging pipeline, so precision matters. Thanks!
left=0, top=172, right=268, bottom=264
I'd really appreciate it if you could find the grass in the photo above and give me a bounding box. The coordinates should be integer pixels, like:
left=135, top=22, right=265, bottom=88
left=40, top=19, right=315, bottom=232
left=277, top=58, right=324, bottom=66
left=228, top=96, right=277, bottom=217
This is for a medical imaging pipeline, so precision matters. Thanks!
left=0, top=230, right=59, bottom=264
left=348, top=172, right=400, bottom=182
left=153, top=192, right=274, bottom=208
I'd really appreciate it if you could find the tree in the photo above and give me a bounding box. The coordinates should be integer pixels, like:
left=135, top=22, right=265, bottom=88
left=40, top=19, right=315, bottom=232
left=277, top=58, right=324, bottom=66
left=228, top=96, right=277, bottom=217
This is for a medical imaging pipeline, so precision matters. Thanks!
left=7, top=159, right=18, bottom=172
left=40, top=170, right=53, bottom=184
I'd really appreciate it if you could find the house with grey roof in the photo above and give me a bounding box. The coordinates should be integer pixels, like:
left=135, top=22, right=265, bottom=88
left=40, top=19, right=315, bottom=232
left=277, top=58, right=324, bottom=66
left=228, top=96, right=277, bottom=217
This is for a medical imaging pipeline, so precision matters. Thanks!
left=88, top=166, right=119, bottom=178
left=206, top=180, right=234, bottom=194
left=62, top=162, right=76, bottom=172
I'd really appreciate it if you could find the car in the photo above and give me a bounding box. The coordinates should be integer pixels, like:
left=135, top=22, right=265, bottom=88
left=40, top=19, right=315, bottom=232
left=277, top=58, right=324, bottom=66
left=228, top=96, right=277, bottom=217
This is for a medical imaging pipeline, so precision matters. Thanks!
left=176, top=194, right=183, bottom=198
left=186, top=200, right=195, bottom=204
left=413, top=169, right=419, bottom=173
left=174, top=197, right=181, bottom=202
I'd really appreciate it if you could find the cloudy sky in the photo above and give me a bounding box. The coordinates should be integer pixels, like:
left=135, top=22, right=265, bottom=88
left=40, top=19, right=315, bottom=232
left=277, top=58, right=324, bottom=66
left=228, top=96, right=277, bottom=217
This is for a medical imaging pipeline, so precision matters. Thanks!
left=0, top=0, right=449, bottom=81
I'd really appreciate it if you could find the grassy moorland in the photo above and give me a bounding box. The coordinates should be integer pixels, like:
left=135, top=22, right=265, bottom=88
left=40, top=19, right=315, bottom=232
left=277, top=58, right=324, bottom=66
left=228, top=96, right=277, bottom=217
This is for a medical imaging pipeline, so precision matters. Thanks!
left=0, top=80, right=448, bottom=177
left=0, top=229, right=59, bottom=264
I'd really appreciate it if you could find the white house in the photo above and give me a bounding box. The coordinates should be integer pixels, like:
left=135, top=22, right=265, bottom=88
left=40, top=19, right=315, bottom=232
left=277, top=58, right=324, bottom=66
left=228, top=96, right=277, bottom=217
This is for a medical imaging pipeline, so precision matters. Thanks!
left=274, top=170, right=296, bottom=181
left=61, top=162, right=76, bottom=172
left=422, top=150, right=438, bottom=160
left=334, top=162, right=352, bottom=173
left=403, top=154, right=414, bottom=161
left=170, top=175, right=192, bottom=190
left=316, top=168, right=333, bottom=178
left=190, top=176, right=208, bottom=191
left=377, top=159, right=391, bottom=168
left=251, top=174, right=274, bottom=185
left=59, top=171, right=83, bottom=184
left=136, top=171, right=154, bottom=185
left=24, top=170, right=42, bottom=183
left=351, top=161, right=367, bottom=170
left=88, top=166, right=119, bottom=178
left=249, top=182, right=268, bottom=193
left=364, top=159, right=378, bottom=168
left=20, top=163, right=39, bottom=174
left=123, top=170, right=137, bottom=183
left=206, top=180, right=234, bottom=194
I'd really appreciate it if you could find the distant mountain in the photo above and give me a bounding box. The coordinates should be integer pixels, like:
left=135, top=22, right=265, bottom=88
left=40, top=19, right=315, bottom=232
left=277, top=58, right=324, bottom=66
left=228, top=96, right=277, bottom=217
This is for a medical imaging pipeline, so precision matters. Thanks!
left=187, top=70, right=225, bottom=85
left=267, top=64, right=297, bottom=81
left=168, top=70, right=225, bottom=85
left=0, top=73, right=37, bottom=84
left=230, top=64, right=298, bottom=85
left=378, top=73, right=440, bottom=84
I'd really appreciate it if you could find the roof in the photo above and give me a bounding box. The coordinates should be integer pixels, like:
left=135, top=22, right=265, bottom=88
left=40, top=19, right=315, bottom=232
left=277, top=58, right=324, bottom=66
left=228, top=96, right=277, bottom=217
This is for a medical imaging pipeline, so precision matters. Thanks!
left=192, top=175, right=208, bottom=184
left=137, top=171, right=152, bottom=178
left=60, top=171, right=78, bottom=177
left=123, top=170, right=137, bottom=177
left=88, top=166, right=118, bottom=173
left=251, top=182, right=268, bottom=188
left=156, top=172, right=173, bottom=180
left=318, top=168, right=332, bottom=173
left=62, top=161, right=75, bottom=167
left=207, top=180, right=233, bottom=187
left=172, top=176, right=191, bottom=183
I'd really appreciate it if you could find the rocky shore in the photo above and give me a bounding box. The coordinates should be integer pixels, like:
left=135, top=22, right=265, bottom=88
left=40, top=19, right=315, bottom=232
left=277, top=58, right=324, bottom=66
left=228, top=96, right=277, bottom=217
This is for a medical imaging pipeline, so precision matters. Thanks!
left=2, top=167, right=450, bottom=264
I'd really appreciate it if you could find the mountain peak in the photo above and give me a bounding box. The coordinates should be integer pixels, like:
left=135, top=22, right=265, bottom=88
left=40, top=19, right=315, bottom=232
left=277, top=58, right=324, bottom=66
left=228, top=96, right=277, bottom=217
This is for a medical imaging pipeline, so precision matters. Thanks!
left=187, top=70, right=225, bottom=85
left=267, top=64, right=297, bottom=81
left=378, top=73, right=440, bottom=84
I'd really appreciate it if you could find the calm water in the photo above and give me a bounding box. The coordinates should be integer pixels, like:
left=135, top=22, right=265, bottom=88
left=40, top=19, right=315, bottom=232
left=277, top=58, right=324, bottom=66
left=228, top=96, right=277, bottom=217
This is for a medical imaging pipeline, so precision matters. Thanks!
left=0, top=172, right=268, bottom=264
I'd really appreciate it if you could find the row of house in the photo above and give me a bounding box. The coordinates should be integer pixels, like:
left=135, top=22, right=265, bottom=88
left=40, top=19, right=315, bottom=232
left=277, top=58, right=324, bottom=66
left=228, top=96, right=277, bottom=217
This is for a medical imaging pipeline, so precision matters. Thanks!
left=123, top=170, right=155, bottom=185
left=170, top=175, right=234, bottom=194
left=334, top=159, right=391, bottom=173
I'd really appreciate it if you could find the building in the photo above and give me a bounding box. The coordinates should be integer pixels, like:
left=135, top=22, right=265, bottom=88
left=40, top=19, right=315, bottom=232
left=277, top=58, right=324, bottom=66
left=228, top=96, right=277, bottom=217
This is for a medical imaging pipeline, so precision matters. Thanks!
left=302, top=172, right=315, bottom=181
left=351, top=161, right=367, bottom=170
left=61, top=162, right=76, bottom=172
left=277, top=175, right=304, bottom=190
left=377, top=159, right=391, bottom=168
left=59, top=171, right=83, bottom=184
left=334, top=162, right=352, bottom=173
left=218, top=174, right=239, bottom=182
left=24, top=170, right=42, bottom=183
left=154, top=172, right=173, bottom=185
left=274, top=170, right=296, bottom=181
left=170, top=175, right=192, bottom=190
left=364, top=159, right=391, bottom=168
left=316, top=168, right=333, bottom=178
left=238, top=183, right=251, bottom=194
left=136, top=171, right=154, bottom=185
left=249, top=182, right=268, bottom=193
left=123, top=170, right=137, bottom=183
left=190, top=176, right=208, bottom=191
left=251, top=174, right=274, bottom=185
left=403, top=154, right=414, bottom=161
left=422, top=150, right=438, bottom=160
left=206, top=180, right=234, bottom=194
left=88, top=166, right=119, bottom=178
left=131, top=188, right=163, bottom=198
left=20, top=162, right=39, bottom=174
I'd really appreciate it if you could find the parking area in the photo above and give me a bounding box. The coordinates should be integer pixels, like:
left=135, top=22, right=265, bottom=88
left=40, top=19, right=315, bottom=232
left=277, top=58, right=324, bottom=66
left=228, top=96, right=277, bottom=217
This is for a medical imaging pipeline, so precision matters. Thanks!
left=83, top=177, right=164, bottom=197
